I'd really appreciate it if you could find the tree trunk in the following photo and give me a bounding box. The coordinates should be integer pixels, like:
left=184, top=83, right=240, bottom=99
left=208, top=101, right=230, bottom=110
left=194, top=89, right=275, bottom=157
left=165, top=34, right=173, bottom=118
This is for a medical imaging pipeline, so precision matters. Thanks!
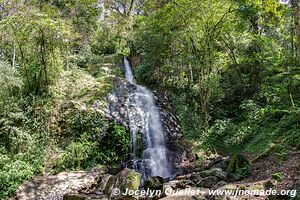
left=292, top=0, right=300, bottom=53
left=12, top=43, right=16, bottom=69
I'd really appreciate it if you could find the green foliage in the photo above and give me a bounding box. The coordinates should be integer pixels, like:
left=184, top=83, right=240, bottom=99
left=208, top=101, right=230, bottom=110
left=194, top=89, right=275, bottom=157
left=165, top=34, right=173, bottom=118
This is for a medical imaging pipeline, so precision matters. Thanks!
left=133, top=0, right=300, bottom=158
left=171, top=93, right=203, bottom=139
left=100, top=123, right=130, bottom=163
left=0, top=148, right=44, bottom=198
left=1, top=0, right=300, bottom=198
left=0, top=96, right=46, bottom=154
left=226, top=153, right=250, bottom=181
left=204, top=99, right=300, bottom=154
left=56, top=134, right=101, bottom=171
left=0, top=61, right=22, bottom=103
left=0, top=7, right=73, bottom=94
left=50, top=68, right=115, bottom=108
left=56, top=121, right=130, bottom=171
left=134, top=0, right=236, bottom=134
left=0, top=97, right=46, bottom=198
left=0, top=154, right=35, bottom=198
left=0, top=0, right=130, bottom=198
left=271, top=172, right=284, bottom=182
left=67, top=109, right=108, bottom=141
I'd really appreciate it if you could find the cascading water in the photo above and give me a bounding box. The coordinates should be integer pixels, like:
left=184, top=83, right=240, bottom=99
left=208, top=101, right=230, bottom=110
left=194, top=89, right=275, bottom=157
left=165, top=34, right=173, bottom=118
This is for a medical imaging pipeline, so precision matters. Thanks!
left=124, top=58, right=171, bottom=182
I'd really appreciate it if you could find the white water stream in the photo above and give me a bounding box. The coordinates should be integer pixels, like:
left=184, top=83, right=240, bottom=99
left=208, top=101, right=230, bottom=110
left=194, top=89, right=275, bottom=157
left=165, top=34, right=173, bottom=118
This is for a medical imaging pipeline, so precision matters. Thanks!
left=124, top=58, right=171, bottom=181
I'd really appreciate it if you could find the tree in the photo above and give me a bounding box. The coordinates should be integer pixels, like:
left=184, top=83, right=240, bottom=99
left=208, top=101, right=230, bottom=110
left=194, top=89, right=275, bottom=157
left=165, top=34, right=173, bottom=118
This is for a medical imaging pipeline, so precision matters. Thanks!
left=0, top=3, right=73, bottom=94
left=134, top=0, right=237, bottom=135
left=292, top=0, right=300, bottom=52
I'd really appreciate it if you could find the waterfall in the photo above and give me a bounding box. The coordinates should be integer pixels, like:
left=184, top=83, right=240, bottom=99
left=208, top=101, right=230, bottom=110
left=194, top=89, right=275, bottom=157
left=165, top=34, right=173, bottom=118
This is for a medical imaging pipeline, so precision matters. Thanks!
left=124, top=58, right=135, bottom=84
left=124, top=58, right=171, bottom=182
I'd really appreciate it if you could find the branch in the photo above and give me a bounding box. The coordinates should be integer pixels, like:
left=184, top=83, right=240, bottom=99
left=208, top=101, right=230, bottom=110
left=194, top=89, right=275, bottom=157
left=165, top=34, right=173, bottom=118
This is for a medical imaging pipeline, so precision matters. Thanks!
left=211, top=4, right=237, bottom=37
left=127, top=0, right=135, bottom=16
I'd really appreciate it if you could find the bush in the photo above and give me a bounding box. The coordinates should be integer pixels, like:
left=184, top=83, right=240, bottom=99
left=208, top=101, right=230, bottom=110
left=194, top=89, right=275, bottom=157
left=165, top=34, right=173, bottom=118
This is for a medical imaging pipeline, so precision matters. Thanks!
left=56, top=122, right=130, bottom=171
left=66, top=109, right=108, bottom=141
left=100, top=123, right=130, bottom=164
left=204, top=99, right=300, bottom=154
left=0, top=153, right=42, bottom=198
left=0, top=61, right=22, bottom=104
left=0, top=96, right=48, bottom=198
left=56, top=134, right=100, bottom=171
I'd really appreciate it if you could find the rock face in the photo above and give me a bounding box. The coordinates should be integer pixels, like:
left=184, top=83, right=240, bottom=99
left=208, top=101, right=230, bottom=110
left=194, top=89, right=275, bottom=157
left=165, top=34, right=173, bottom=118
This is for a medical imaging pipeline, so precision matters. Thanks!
left=16, top=171, right=100, bottom=200
left=152, top=90, right=183, bottom=146
left=96, top=77, right=185, bottom=174
left=106, top=77, right=183, bottom=144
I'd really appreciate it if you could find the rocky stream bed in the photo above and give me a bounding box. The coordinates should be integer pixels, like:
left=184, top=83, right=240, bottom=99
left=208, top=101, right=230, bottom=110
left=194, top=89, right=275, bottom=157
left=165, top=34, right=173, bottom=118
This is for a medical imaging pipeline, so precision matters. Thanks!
left=13, top=153, right=300, bottom=200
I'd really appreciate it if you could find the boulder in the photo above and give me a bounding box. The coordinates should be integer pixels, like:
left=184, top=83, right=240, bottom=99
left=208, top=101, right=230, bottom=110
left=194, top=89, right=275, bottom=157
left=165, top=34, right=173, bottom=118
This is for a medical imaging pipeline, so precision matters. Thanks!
left=174, top=174, right=192, bottom=180
left=162, top=179, right=195, bottom=196
left=176, top=180, right=194, bottom=189
left=196, top=176, right=218, bottom=188
left=203, top=156, right=229, bottom=170
left=97, top=174, right=113, bottom=192
left=213, top=181, right=228, bottom=189
left=144, top=176, right=165, bottom=190
left=198, top=168, right=227, bottom=181
left=103, top=168, right=141, bottom=199
left=16, top=171, right=99, bottom=200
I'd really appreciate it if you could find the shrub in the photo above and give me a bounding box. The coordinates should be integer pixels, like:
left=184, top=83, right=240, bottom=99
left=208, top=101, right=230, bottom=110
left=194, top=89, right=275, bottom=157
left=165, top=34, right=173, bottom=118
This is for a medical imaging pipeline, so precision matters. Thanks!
left=56, top=122, right=130, bottom=171
left=100, top=123, right=130, bottom=164
left=0, top=153, right=40, bottom=198
left=56, top=134, right=100, bottom=171
left=0, top=61, right=22, bottom=104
